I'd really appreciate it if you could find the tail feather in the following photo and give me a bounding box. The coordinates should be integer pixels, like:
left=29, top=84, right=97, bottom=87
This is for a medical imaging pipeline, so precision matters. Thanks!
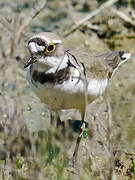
left=119, top=51, right=131, bottom=61
left=110, top=51, right=131, bottom=77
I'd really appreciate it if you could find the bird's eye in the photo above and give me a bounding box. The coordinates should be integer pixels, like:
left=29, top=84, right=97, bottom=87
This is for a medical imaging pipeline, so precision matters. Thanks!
left=46, top=44, right=55, bottom=53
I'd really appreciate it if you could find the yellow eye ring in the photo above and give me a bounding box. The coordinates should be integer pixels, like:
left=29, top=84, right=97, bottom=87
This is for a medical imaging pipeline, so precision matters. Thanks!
left=46, top=44, right=55, bottom=53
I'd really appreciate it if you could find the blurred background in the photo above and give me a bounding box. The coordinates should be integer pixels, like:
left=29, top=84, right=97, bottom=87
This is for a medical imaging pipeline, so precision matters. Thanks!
left=0, top=0, right=135, bottom=179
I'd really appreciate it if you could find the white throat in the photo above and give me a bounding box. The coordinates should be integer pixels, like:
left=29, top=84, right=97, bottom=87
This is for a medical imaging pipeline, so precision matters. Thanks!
left=37, top=54, right=69, bottom=73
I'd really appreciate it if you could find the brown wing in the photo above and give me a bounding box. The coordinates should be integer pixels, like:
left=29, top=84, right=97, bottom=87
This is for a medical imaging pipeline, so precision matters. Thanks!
left=66, top=50, right=121, bottom=79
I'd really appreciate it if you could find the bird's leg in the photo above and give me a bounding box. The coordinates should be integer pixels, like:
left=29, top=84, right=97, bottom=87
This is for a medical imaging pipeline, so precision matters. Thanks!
left=72, top=62, right=88, bottom=164
left=50, top=111, right=65, bottom=138
left=50, top=111, right=55, bottom=125
left=50, top=111, right=64, bottom=128
left=55, top=111, right=62, bottom=127
left=72, top=109, right=85, bottom=163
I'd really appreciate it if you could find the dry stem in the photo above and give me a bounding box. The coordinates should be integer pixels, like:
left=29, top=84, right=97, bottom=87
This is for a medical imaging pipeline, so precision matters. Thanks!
left=63, top=0, right=119, bottom=37
left=112, top=8, right=135, bottom=26
left=15, top=0, right=46, bottom=45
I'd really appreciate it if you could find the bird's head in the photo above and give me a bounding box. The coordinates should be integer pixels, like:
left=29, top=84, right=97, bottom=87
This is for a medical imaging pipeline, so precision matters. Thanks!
left=24, top=32, right=66, bottom=72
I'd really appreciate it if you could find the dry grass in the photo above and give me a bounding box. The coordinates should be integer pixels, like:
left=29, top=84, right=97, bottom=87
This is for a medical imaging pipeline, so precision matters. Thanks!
left=0, top=0, right=135, bottom=179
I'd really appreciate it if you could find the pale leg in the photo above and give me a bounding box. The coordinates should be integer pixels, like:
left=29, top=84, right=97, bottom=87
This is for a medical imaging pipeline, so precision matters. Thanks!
left=72, top=109, right=86, bottom=163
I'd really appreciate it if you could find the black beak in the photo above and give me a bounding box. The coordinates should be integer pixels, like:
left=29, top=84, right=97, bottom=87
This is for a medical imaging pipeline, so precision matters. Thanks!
left=24, top=56, right=37, bottom=68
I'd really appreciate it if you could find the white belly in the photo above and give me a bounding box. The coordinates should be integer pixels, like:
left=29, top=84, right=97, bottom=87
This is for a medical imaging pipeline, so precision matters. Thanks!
left=27, top=67, right=108, bottom=111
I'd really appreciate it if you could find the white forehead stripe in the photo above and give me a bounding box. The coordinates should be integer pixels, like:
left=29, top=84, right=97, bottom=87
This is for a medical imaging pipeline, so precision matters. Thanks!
left=28, top=42, right=45, bottom=53
left=43, top=37, right=62, bottom=44
left=53, top=40, right=62, bottom=44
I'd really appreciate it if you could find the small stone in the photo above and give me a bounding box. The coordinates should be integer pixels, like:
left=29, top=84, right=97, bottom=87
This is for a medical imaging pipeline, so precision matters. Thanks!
left=41, top=111, right=45, bottom=116
left=3, top=114, right=7, bottom=118
left=27, top=104, right=32, bottom=111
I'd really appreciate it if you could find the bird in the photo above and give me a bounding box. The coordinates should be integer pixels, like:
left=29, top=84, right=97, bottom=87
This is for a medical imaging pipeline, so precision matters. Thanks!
left=24, top=32, right=131, bottom=162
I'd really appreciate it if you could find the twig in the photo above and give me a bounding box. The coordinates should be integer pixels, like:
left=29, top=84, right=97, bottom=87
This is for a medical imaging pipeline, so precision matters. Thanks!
left=3, top=0, right=46, bottom=57
left=111, top=34, right=135, bottom=39
left=115, top=149, right=135, bottom=156
left=15, top=0, right=46, bottom=45
left=112, top=8, right=135, bottom=27
left=83, top=22, right=103, bottom=31
left=104, top=90, right=114, bottom=180
left=0, top=15, right=13, bottom=32
left=63, top=0, right=119, bottom=37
